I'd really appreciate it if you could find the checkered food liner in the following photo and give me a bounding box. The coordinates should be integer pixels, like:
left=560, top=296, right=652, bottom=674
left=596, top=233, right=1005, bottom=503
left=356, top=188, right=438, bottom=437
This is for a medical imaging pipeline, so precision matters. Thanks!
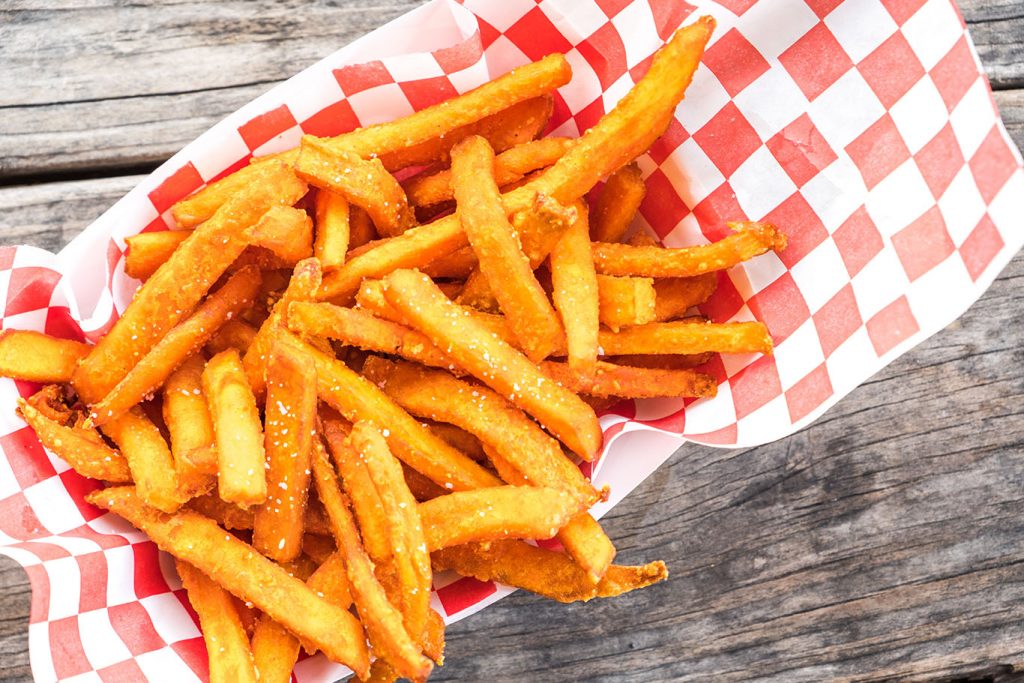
left=0, top=0, right=1021, bottom=680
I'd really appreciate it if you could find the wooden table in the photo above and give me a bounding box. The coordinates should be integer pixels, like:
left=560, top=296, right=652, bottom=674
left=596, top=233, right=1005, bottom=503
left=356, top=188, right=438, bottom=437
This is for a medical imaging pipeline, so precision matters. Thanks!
left=1, top=2, right=1022, bottom=681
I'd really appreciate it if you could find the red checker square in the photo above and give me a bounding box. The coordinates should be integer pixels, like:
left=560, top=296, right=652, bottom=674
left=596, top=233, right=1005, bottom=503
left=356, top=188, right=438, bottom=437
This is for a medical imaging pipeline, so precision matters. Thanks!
left=599, top=400, right=636, bottom=422
left=476, top=17, right=501, bottom=50
left=12, top=539, right=69, bottom=562
left=766, top=113, right=838, bottom=188
left=0, top=247, right=16, bottom=272
left=779, top=23, right=855, bottom=101
left=885, top=0, right=923, bottom=25
left=333, top=60, right=392, bottom=96
left=238, top=105, right=298, bottom=152
left=437, top=576, right=497, bottom=615
left=147, top=162, right=204, bottom=214
left=576, top=22, right=627, bottom=91
left=173, top=638, right=212, bottom=680
left=64, top=523, right=129, bottom=551
left=688, top=423, right=738, bottom=445
left=209, top=155, right=251, bottom=184
left=106, top=240, right=124, bottom=284
left=5, top=266, right=62, bottom=317
left=959, top=214, right=1005, bottom=281
left=699, top=270, right=746, bottom=323
left=432, top=35, right=484, bottom=73
left=49, top=616, right=92, bottom=680
left=845, top=114, right=912, bottom=190
left=535, top=536, right=564, bottom=551
left=892, top=206, right=955, bottom=281
left=730, top=355, right=783, bottom=420
left=866, top=296, right=919, bottom=356
left=300, top=99, right=360, bottom=138
left=549, top=91, right=573, bottom=134
left=98, top=659, right=147, bottom=683
left=45, top=306, right=86, bottom=342
left=400, top=76, right=460, bottom=111
left=813, top=284, right=863, bottom=357
left=747, top=272, right=812, bottom=344
left=595, top=0, right=632, bottom=18
left=702, top=29, right=770, bottom=98
left=648, top=117, right=689, bottom=166
left=711, top=0, right=756, bottom=17
left=141, top=215, right=169, bottom=234
left=693, top=101, right=763, bottom=178
left=133, top=541, right=171, bottom=599
left=696, top=353, right=728, bottom=385
left=785, top=364, right=834, bottom=423
left=14, top=380, right=41, bottom=399
left=60, top=469, right=105, bottom=522
left=504, top=8, right=574, bottom=62
left=832, top=206, right=883, bottom=277
left=930, top=36, right=978, bottom=111
left=638, top=169, right=690, bottom=239
left=804, top=0, right=844, bottom=19
left=649, top=0, right=698, bottom=39
left=572, top=96, right=606, bottom=137
left=108, top=601, right=167, bottom=656
left=23, top=564, right=50, bottom=624
left=0, top=426, right=56, bottom=488
left=75, top=551, right=109, bottom=613
left=969, top=126, right=1020, bottom=204
left=857, top=31, right=925, bottom=108
left=640, top=408, right=687, bottom=434
left=764, top=193, right=828, bottom=268
left=914, top=123, right=964, bottom=198
left=693, top=182, right=746, bottom=242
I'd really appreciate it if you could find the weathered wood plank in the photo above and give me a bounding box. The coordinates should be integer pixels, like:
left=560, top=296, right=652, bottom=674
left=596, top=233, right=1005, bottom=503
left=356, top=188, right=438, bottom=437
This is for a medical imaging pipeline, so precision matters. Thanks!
left=0, top=0, right=1021, bottom=179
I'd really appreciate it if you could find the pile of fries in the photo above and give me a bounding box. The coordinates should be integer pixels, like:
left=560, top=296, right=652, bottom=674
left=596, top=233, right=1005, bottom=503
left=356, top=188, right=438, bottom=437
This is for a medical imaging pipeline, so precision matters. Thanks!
left=0, top=16, right=788, bottom=681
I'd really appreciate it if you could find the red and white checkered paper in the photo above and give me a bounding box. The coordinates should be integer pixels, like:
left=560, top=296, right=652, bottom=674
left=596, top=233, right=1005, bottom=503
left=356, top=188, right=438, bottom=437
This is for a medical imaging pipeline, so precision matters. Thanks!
left=1, top=0, right=1021, bottom=679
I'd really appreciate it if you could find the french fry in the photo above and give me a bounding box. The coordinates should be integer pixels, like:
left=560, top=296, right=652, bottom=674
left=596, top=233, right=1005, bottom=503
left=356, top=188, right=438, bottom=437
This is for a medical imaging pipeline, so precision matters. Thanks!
left=206, top=319, right=259, bottom=355
left=162, top=356, right=217, bottom=500
left=420, top=247, right=477, bottom=280
left=90, top=266, right=262, bottom=425
left=590, top=163, right=645, bottom=243
left=124, top=230, right=192, bottom=280
left=25, top=385, right=74, bottom=425
left=432, top=540, right=668, bottom=603
left=0, top=330, right=90, bottom=384
left=203, top=349, right=267, bottom=507
left=550, top=205, right=599, bottom=369
left=100, top=408, right=188, bottom=512
left=253, top=341, right=317, bottom=562
left=591, top=222, right=787, bottom=277
left=314, top=190, right=350, bottom=271
left=381, top=270, right=601, bottom=460
left=403, top=463, right=447, bottom=502
left=609, top=353, right=714, bottom=370
left=187, top=493, right=332, bottom=538
left=540, top=360, right=717, bottom=399
left=598, top=320, right=773, bottom=356
left=245, top=206, right=314, bottom=267
left=296, top=138, right=415, bottom=238
left=425, top=422, right=485, bottom=462
left=349, top=205, right=378, bottom=250
left=627, top=231, right=660, bottom=247
left=17, top=399, right=131, bottom=483
left=654, top=273, right=718, bottom=321
left=176, top=559, right=259, bottom=683
left=419, top=486, right=582, bottom=551
left=87, top=486, right=370, bottom=678
left=73, top=161, right=307, bottom=404
left=597, top=274, right=657, bottom=331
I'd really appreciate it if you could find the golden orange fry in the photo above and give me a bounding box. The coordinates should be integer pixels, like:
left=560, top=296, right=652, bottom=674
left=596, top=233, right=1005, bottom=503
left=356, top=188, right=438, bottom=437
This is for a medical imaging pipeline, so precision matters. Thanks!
left=314, top=190, right=351, bottom=271
left=550, top=205, right=599, bottom=370
left=0, top=330, right=90, bottom=384
left=124, top=230, right=192, bottom=280
left=17, top=399, right=131, bottom=483
left=599, top=320, right=773, bottom=356
left=245, top=205, right=314, bottom=267
left=654, top=273, right=718, bottom=321
left=596, top=274, right=657, bottom=331
left=590, top=163, right=646, bottom=244
left=100, top=407, right=188, bottom=513
left=541, top=359, right=717, bottom=399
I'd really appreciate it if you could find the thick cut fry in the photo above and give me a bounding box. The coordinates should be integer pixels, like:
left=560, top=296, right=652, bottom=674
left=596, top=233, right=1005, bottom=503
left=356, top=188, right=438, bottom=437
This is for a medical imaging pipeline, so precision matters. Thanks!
left=592, top=223, right=787, bottom=277
left=176, top=559, right=258, bottom=683
left=203, top=349, right=267, bottom=507
left=88, top=487, right=370, bottom=677
left=432, top=540, right=667, bottom=603
left=550, top=206, right=599, bottom=369
left=403, top=464, right=447, bottom=502
left=0, top=330, right=90, bottom=384
left=287, top=302, right=454, bottom=371
left=405, top=137, right=574, bottom=208
left=451, top=136, right=563, bottom=362
left=90, top=266, right=261, bottom=425
left=654, top=273, right=718, bottom=321
left=25, top=385, right=74, bottom=425
left=425, top=422, right=485, bottom=462
left=73, top=162, right=307, bottom=404
left=17, top=399, right=131, bottom=482
left=207, top=319, right=258, bottom=355
left=311, top=445, right=432, bottom=682
left=245, top=205, right=314, bottom=267
left=419, top=486, right=582, bottom=551
left=598, top=320, right=773, bottom=356
left=420, top=247, right=477, bottom=280
left=597, top=274, right=657, bottom=331
left=100, top=408, right=187, bottom=512
left=349, top=206, right=377, bottom=250
left=253, top=342, right=317, bottom=562
left=590, top=163, right=646, bottom=243
left=541, top=360, right=717, bottom=399
left=187, top=493, right=331, bottom=537
left=277, top=331, right=499, bottom=491
left=163, top=356, right=217, bottom=500
left=381, top=270, right=601, bottom=460
left=124, top=230, right=193, bottom=280
left=297, top=138, right=415, bottom=238
left=610, top=353, right=714, bottom=370
left=314, top=190, right=350, bottom=270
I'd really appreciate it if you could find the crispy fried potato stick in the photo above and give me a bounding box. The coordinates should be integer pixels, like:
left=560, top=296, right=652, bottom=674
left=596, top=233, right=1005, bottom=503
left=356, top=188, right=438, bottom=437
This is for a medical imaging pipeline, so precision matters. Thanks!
left=25, top=385, right=74, bottom=425
left=207, top=319, right=259, bottom=356
left=0, top=330, right=90, bottom=384
left=100, top=408, right=188, bottom=512
left=432, top=540, right=667, bottom=603
left=203, top=349, right=267, bottom=507
left=426, top=422, right=485, bottom=462
left=419, top=486, right=582, bottom=551
left=420, top=247, right=477, bottom=280
left=550, top=205, right=599, bottom=370
left=590, top=163, right=645, bottom=243
left=163, top=355, right=217, bottom=477
left=88, top=486, right=370, bottom=677
left=597, top=274, right=656, bottom=331
left=654, top=273, right=718, bottom=321
left=314, top=190, right=350, bottom=271
left=592, top=222, right=787, bottom=277
left=402, top=463, right=447, bottom=502
left=452, top=135, right=563, bottom=362
left=253, top=341, right=317, bottom=562
left=381, top=270, right=601, bottom=460
left=540, top=360, right=717, bottom=399
left=187, top=493, right=332, bottom=538
left=598, top=320, right=773, bottom=356
left=17, top=399, right=131, bottom=483
left=176, top=559, right=259, bottom=683
left=124, top=230, right=192, bottom=280
left=73, top=162, right=306, bottom=404
left=349, top=206, right=377, bottom=250
left=609, top=353, right=714, bottom=370
left=277, top=331, right=499, bottom=491
left=90, top=266, right=261, bottom=425
left=245, top=206, right=314, bottom=267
